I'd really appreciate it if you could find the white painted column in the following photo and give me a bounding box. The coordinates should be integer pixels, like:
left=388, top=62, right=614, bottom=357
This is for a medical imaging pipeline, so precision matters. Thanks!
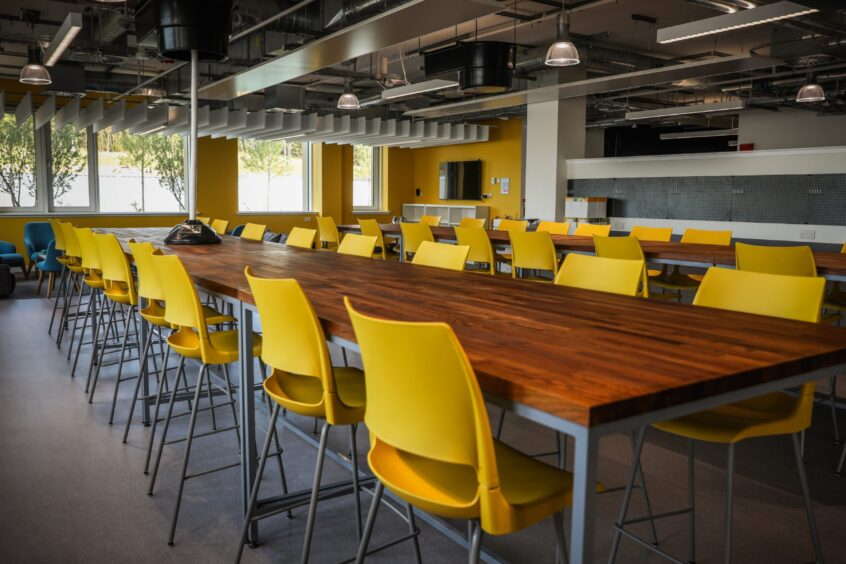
left=524, top=94, right=586, bottom=221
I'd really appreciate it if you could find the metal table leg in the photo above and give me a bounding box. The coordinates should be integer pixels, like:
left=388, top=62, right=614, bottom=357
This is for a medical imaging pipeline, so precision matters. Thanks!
left=238, top=302, right=259, bottom=544
left=570, top=429, right=599, bottom=564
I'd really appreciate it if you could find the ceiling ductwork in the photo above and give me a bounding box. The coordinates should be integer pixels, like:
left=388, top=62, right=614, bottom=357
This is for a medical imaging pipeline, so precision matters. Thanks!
left=425, top=42, right=515, bottom=95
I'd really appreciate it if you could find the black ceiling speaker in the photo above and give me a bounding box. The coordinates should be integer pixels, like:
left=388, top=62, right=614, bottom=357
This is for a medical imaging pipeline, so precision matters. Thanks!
left=153, top=0, right=233, bottom=62
left=424, top=42, right=514, bottom=95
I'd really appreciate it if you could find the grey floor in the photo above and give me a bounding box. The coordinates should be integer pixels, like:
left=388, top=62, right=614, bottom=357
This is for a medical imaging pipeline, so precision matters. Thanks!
left=2, top=276, right=846, bottom=564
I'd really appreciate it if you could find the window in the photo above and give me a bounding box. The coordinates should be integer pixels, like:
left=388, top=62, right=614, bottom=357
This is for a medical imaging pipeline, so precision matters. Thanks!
left=0, top=114, right=38, bottom=209
left=352, top=145, right=381, bottom=210
left=238, top=139, right=309, bottom=212
left=97, top=130, right=186, bottom=213
left=50, top=124, right=91, bottom=209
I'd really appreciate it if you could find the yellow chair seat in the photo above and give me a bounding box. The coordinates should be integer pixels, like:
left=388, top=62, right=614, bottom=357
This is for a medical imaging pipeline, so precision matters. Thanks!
left=263, top=366, right=365, bottom=423
left=82, top=273, right=104, bottom=289
left=167, top=328, right=261, bottom=364
left=370, top=438, right=600, bottom=532
left=647, top=268, right=662, bottom=278
left=103, top=282, right=134, bottom=304
left=654, top=390, right=809, bottom=444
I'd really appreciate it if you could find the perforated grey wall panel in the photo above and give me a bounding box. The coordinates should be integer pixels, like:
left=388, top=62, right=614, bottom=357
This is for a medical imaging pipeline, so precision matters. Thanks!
left=668, top=176, right=732, bottom=221
left=612, top=178, right=668, bottom=218
left=805, top=175, right=846, bottom=225
left=567, top=178, right=613, bottom=197
left=730, top=176, right=809, bottom=223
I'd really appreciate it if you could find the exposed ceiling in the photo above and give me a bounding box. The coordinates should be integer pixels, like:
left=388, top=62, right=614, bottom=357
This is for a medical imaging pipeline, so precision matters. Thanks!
left=1, top=0, right=845, bottom=133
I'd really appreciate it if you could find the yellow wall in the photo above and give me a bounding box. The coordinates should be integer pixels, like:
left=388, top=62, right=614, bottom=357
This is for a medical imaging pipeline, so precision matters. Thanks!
left=411, top=118, right=523, bottom=219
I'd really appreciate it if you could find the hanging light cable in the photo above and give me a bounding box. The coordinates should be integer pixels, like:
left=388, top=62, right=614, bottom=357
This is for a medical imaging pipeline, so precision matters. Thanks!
left=796, top=74, right=826, bottom=103
left=337, top=77, right=360, bottom=110
left=545, top=11, right=580, bottom=67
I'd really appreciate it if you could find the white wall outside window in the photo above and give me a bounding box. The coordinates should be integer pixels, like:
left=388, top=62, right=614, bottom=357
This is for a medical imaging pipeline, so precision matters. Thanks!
left=352, top=145, right=381, bottom=211
left=238, top=139, right=310, bottom=212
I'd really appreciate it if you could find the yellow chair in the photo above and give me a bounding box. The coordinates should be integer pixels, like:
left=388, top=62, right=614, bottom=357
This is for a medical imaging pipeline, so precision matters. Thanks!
left=399, top=222, right=434, bottom=261
left=493, top=218, right=529, bottom=270
left=286, top=227, right=317, bottom=249
left=196, top=216, right=211, bottom=225
left=651, top=228, right=734, bottom=295
left=573, top=223, right=611, bottom=237
left=346, top=297, right=602, bottom=563
left=70, top=227, right=106, bottom=381
left=610, top=268, right=826, bottom=564
left=86, top=233, right=141, bottom=413
left=459, top=217, right=486, bottom=228
left=629, top=226, right=672, bottom=242
left=210, top=218, right=230, bottom=235
left=123, top=242, right=234, bottom=469
left=237, top=270, right=366, bottom=564
left=241, top=222, right=268, bottom=241
left=418, top=215, right=442, bottom=227
left=510, top=231, right=558, bottom=281
left=55, top=222, right=85, bottom=348
left=454, top=226, right=495, bottom=275
left=358, top=218, right=391, bottom=259
left=591, top=236, right=651, bottom=298
left=337, top=234, right=377, bottom=258
left=411, top=241, right=469, bottom=271
left=317, top=216, right=341, bottom=249
left=536, top=221, right=571, bottom=235
left=553, top=253, right=644, bottom=296
left=735, top=242, right=816, bottom=276
left=148, top=254, right=262, bottom=546
left=47, top=219, right=71, bottom=337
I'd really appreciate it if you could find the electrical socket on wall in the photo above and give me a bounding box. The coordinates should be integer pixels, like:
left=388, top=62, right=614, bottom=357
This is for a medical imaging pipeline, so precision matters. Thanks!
left=799, top=229, right=816, bottom=241
left=613, top=221, right=625, bottom=230
left=304, top=216, right=312, bottom=222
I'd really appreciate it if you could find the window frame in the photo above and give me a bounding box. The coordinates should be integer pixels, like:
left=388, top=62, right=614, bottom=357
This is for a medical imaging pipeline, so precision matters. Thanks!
left=0, top=114, right=42, bottom=213
left=236, top=139, right=313, bottom=214
left=352, top=145, right=382, bottom=212
left=47, top=123, right=97, bottom=214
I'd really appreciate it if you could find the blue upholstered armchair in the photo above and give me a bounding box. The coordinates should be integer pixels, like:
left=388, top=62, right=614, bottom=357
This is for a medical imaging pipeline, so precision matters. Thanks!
left=0, top=241, right=26, bottom=278
left=24, top=222, right=55, bottom=275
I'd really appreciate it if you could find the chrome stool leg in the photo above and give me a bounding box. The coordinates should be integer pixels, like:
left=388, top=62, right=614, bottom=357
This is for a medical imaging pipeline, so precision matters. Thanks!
left=301, top=421, right=331, bottom=564
left=355, top=481, right=385, bottom=564
left=792, top=433, right=824, bottom=564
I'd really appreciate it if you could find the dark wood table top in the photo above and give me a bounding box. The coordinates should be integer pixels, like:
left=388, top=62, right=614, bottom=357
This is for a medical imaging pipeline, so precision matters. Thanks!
left=105, top=227, right=846, bottom=428
left=338, top=223, right=846, bottom=277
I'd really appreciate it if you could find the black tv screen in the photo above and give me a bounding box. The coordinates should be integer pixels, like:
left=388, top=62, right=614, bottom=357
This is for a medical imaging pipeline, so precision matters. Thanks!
left=439, top=160, right=482, bottom=200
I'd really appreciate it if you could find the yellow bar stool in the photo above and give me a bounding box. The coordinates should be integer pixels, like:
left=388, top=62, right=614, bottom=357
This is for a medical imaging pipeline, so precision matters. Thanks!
left=411, top=240, right=470, bottom=271
left=147, top=254, right=263, bottom=546
left=610, top=268, right=826, bottom=564
left=537, top=220, right=571, bottom=235
left=399, top=222, right=434, bottom=261
left=69, top=227, right=107, bottom=383
left=47, top=219, right=71, bottom=337
left=337, top=233, right=377, bottom=258
left=418, top=214, right=442, bottom=226
left=237, top=269, right=367, bottom=564
left=286, top=227, right=317, bottom=249
left=455, top=226, right=495, bottom=274
left=56, top=222, right=85, bottom=348
left=651, top=228, right=733, bottom=297
left=573, top=223, right=611, bottom=237
left=210, top=218, right=230, bottom=234
left=345, top=297, right=604, bottom=564
left=241, top=222, right=268, bottom=241
left=510, top=231, right=559, bottom=281
left=459, top=217, right=486, bottom=228
left=358, top=218, right=392, bottom=259
left=317, top=216, right=341, bottom=249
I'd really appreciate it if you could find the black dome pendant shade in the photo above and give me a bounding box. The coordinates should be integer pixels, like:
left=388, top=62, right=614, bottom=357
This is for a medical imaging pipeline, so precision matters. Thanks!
left=153, top=0, right=233, bottom=62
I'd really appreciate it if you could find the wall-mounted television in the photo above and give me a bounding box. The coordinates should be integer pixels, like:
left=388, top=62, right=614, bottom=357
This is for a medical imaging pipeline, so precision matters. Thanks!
left=439, top=160, right=482, bottom=200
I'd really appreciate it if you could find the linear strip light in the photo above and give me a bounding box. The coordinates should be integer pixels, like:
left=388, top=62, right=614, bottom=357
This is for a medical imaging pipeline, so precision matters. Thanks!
left=381, top=79, right=459, bottom=101
left=657, top=1, right=818, bottom=44
left=660, top=128, right=739, bottom=140
left=44, top=12, right=83, bottom=66
left=626, top=100, right=745, bottom=120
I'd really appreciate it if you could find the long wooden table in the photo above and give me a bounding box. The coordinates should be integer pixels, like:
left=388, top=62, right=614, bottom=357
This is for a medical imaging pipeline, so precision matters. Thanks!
left=338, top=223, right=846, bottom=280
left=107, top=227, right=846, bottom=563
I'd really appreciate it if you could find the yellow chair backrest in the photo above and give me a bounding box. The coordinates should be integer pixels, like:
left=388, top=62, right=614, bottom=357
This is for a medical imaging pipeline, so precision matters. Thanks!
left=197, top=216, right=211, bottom=225
left=573, top=223, right=611, bottom=237
left=735, top=242, right=816, bottom=277
left=287, top=227, right=317, bottom=249
left=344, top=297, right=501, bottom=508
left=400, top=222, right=434, bottom=255
left=510, top=231, right=559, bottom=277
left=358, top=219, right=387, bottom=259
left=60, top=222, right=81, bottom=258
left=592, top=235, right=649, bottom=297
left=241, top=222, right=267, bottom=241
left=694, top=268, right=824, bottom=323
left=75, top=227, right=102, bottom=271
left=496, top=218, right=528, bottom=233
left=94, top=233, right=137, bottom=304
left=454, top=227, right=494, bottom=274
left=337, top=234, right=377, bottom=258
left=459, top=217, right=486, bottom=229
left=554, top=253, right=644, bottom=296
left=50, top=219, right=66, bottom=252
left=681, top=228, right=732, bottom=246
left=412, top=241, right=469, bottom=271
left=630, top=226, right=672, bottom=242
left=317, top=216, right=340, bottom=245
left=210, top=218, right=230, bottom=234
left=152, top=253, right=209, bottom=356
left=419, top=215, right=442, bottom=227
left=129, top=242, right=165, bottom=302
left=536, top=221, right=570, bottom=235
left=841, top=242, right=846, bottom=253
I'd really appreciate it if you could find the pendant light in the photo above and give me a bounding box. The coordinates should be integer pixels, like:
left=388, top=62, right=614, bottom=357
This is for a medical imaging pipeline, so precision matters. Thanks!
left=545, top=12, right=580, bottom=67
left=20, top=45, right=51, bottom=85
left=337, top=77, right=360, bottom=110
left=796, top=74, right=825, bottom=103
